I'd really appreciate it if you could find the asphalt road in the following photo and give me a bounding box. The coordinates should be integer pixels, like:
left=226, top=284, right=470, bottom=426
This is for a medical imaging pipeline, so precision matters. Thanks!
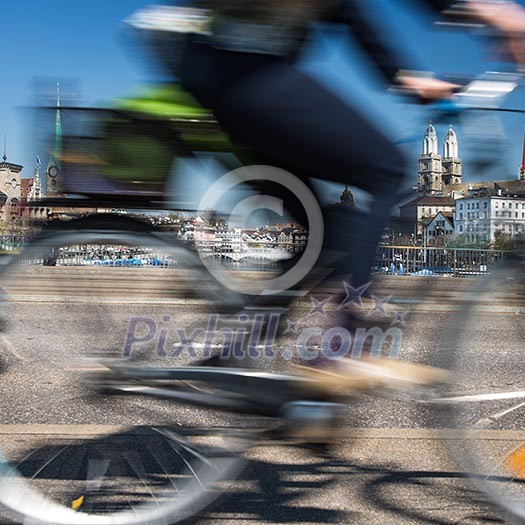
left=0, top=268, right=521, bottom=524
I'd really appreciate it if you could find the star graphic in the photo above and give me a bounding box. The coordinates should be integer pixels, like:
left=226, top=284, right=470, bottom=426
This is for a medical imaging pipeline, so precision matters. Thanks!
left=370, top=295, right=392, bottom=315
left=307, top=296, right=331, bottom=317
left=391, top=311, right=408, bottom=327
left=338, top=280, right=371, bottom=310
left=283, top=320, right=299, bottom=335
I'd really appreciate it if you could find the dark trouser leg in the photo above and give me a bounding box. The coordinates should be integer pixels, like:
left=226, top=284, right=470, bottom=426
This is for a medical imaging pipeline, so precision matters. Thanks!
left=181, top=42, right=407, bottom=299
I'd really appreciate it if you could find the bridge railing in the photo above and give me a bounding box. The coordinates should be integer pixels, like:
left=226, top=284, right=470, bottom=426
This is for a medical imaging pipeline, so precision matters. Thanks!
left=10, top=239, right=514, bottom=275
left=18, top=244, right=188, bottom=267
left=0, top=235, right=34, bottom=252
left=376, top=245, right=510, bottom=275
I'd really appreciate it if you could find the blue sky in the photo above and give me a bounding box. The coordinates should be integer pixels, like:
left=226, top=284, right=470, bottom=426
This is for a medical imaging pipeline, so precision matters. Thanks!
left=1, top=0, right=525, bottom=203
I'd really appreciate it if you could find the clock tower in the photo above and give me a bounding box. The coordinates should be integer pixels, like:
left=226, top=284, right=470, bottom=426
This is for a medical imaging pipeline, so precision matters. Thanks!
left=46, top=83, right=62, bottom=196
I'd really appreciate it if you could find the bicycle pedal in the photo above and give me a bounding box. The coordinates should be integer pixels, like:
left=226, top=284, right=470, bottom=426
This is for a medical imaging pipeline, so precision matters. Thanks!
left=280, top=401, right=342, bottom=444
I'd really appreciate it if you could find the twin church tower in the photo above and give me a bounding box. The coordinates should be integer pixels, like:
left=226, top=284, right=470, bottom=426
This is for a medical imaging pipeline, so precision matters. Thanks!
left=418, top=122, right=462, bottom=196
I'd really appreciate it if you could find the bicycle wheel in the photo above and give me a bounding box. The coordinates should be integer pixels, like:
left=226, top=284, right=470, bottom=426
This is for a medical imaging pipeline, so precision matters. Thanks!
left=0, top=220, right=249, bottom=525
left=442, top=256, right=525, bottom=521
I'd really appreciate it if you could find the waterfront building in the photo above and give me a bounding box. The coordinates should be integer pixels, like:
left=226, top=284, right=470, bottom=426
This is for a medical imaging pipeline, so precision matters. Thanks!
left=425, top=211, right=454, bottom=244
left=401, top=123, right=525, bottom=242
left=400, top=196, right=456, bottom=235
left=454, top=194, right=525, bottom=244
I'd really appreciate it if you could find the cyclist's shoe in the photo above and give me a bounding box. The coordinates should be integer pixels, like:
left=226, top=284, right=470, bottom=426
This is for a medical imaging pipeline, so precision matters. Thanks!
left=297, top=357, right=450, bottom=395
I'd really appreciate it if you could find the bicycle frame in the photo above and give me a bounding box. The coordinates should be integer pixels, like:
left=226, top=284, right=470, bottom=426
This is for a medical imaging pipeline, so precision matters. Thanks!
left=97, top=365, right=317, bottom=416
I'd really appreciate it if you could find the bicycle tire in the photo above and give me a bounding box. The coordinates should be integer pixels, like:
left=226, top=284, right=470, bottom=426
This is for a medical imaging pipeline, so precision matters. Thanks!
left=0, top=220, right=249, bottom=525
left=441, top=255, right=525, bottom=522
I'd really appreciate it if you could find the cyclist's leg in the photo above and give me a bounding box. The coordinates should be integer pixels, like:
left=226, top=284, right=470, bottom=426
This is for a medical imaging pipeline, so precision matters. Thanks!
left=181, top=42, right=406, bottom=290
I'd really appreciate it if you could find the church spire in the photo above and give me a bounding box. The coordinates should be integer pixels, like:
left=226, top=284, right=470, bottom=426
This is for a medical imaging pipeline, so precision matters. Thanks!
left=423, top=121, right=439, bottom=155
left=46, top=82, right=62, bottom=195
left=29, top=155, right=43, bottom=201
left=443, top=124, right=459, bottom=159
left=54, top=82, right=62, bottom=157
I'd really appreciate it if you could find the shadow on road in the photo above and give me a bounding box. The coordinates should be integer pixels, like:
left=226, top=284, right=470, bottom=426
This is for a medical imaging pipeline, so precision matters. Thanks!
left=0, top=431, right=513, bottom=525
left=197, top=450, right=357, bottom=524
left=196, top=453, right=507, bottom=524
left=360, top=464, right=505, bottom=524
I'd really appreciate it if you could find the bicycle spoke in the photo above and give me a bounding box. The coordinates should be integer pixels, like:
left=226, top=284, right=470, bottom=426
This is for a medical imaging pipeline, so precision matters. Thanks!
left=29, top=446, right=69, bottom=481
left=86, top=458, right=111, bottom=493
left=154, top=427, right=218, bottom=470
left=122, top=450, right=161, bottom=508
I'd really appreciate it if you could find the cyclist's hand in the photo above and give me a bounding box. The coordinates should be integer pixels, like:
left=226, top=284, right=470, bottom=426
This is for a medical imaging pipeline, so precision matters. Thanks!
left=466, top=1, right=525, bottom=67
left=396, top=74, right=460, bottom=102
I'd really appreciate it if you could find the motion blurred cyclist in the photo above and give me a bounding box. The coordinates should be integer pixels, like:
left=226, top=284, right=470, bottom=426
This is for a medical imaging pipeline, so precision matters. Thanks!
left=153, top=0, right=525, bottom=328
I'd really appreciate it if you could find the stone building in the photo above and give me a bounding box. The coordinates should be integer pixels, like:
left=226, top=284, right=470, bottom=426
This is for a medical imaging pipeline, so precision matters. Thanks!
left=418, top=122, right=462, bottom=195
left=425, top=211, right=454, bottom=244
left=399, top=195, right=456, bottom=235
left=0, top=153, right=23, bottom=227
left=404, top=122, right=525, bottom=244
left=454, top=193, right=525, bottom=244
left=20, top=178, right=33, bottom=206
left=396, top=122, right=463, bottom=235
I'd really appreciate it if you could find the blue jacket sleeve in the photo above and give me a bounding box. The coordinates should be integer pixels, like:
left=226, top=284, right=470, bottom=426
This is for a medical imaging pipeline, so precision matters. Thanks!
left=334, top=0, right=454, bottom=84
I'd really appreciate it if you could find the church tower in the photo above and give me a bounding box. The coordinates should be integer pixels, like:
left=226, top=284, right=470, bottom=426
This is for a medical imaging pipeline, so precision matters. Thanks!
left=45, top=83, right=62, bottom=196
left=29, top=156, right=43, bottom=201
left=418, top=122, right=443, bottom=195
left=441, top=125, right=462, bottom=187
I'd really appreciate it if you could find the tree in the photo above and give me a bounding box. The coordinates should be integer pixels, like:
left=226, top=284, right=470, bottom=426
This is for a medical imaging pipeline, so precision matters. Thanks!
left=202, top=208, right=225, bottom=228
left=167, top=212, right=182, bottom=224
left=491, top=233, right=513, bottom=251
left=444, top=235, right=490, bottom=250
